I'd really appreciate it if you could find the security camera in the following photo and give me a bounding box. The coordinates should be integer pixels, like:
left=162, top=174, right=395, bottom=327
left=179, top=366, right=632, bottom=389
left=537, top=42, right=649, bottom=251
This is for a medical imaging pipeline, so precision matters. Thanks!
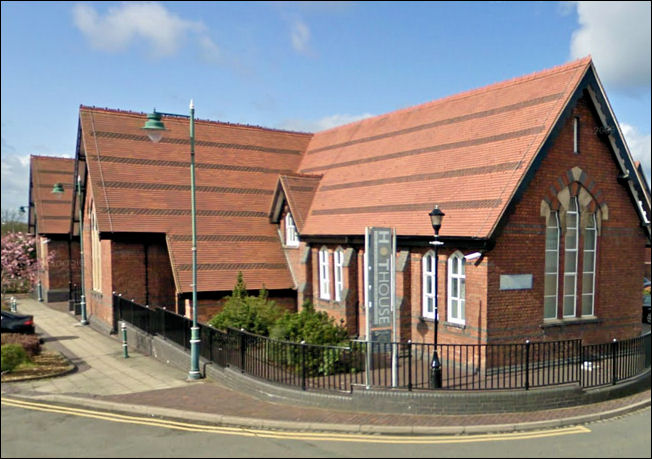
left=464, top=252, right=482, bottom=260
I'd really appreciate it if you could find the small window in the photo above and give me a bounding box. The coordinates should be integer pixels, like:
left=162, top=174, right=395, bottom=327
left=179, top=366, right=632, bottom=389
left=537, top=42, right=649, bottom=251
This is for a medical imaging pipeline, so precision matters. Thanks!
left=422, top=251, right=436, bottom=319
left=334, top=249, right=344, bottom=302
left=447, top=252, right=466, bottom=324
left=319, top=248, right=330, bottom=300
left=90, top=202, right=102, bottom=292
left=285, top=213, right=299, bottom=247
left=573, top=117, right=580, bottom=154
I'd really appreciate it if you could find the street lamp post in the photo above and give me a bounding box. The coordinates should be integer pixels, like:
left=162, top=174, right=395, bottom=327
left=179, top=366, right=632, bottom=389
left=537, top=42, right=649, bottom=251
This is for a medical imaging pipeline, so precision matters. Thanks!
left=428, top=205, right=445, bottom=389
left=142, top=101, right=201, bottom=380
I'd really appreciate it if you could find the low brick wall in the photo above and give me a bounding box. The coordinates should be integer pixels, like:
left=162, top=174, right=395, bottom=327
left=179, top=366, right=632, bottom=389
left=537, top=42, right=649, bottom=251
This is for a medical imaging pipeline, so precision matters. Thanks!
left=121, top=322, right=650, bottom=415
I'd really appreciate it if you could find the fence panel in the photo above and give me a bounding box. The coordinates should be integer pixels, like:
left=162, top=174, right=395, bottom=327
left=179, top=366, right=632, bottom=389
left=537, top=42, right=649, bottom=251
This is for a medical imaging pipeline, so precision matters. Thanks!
left=111, top=295, right=651, bottom=393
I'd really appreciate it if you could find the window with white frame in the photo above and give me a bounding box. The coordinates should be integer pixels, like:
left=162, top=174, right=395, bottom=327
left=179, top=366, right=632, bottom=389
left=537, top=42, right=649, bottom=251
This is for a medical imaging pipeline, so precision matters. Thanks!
left=421, top=251, right=436, bottom=319
left=544, top=212, right=560, bottom=319
left=581, top=213, right=597, bottom=316
left=334, top=248, right=344, bottom=302
left=90, top=203, right=102, bottom=292
left=319, top=247, right=330, bottom=300
left=285, top=213, right=299, bottom=247
left=447, top=251, right=466, bottom=324
left=563, top=197, right=579, bottom=317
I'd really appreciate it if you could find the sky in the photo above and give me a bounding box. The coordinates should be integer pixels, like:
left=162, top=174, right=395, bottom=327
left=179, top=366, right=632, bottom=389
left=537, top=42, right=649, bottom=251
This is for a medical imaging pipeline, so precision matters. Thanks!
left=1, top=1, right=650, bottom=216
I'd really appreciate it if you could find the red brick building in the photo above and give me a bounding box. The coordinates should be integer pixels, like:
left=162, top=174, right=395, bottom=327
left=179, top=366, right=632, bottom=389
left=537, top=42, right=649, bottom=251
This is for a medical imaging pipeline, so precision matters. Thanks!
left=27, top=156, right=80, bottom=302
left=71, top=57, right=650, bottom=343
left=73, top=106, right=312, bottom=331
left=271, top=57, right=650, bottom=345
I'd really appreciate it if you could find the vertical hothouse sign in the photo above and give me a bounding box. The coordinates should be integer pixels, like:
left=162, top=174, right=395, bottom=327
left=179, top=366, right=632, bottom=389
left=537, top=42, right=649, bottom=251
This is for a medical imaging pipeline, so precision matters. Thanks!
left=364, top=227, right=397, bottom=387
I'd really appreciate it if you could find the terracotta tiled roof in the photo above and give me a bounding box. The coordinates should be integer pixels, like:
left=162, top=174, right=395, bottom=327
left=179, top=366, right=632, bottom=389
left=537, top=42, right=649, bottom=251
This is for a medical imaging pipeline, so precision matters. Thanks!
left=271, top=173, right=322, bottom=232
left=29, top=155, right=75, bottom=235
left=298, top=57, right=593, bottom=238
left=78, top=106, right=313, bottom=293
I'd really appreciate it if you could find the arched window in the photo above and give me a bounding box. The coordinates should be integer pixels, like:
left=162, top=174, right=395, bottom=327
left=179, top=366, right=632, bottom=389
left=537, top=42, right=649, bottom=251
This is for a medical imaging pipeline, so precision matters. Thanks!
left=422, top=251, right=436, bottom=319
left=544, top=212, right=560, bottom=319
left=333, top=248, right=344, bottom=302
left=318, top=247, right=330, bottom=300
left=447, top=251, right=466, bottom=324
left=285, top=213, right=299, bottom=247
left=582, top=213, right=598, bottom=316
left=563, top=197, right=579, bottom=318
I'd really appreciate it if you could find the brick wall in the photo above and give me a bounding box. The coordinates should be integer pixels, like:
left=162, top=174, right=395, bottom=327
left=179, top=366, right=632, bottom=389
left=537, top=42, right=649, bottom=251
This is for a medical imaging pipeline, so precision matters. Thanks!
left=310, top=245, right=358, bottom=333
left=487, top=94, right=647, bottom=344
left=408, top=247, right=488, bottom=346
left=36, top=235, right=80, bottom=302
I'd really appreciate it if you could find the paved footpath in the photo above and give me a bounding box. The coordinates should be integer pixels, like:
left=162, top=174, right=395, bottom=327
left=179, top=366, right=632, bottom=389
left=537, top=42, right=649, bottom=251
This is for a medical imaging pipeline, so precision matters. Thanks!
left=2, top=297, right=650, bottom=435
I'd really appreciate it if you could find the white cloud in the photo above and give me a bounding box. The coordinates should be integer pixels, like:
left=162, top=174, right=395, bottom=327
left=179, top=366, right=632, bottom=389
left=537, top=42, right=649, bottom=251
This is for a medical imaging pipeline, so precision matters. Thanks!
left=1, top=154, right=32, bottom=212
left=278, top=113, right=374, bottom=132
left=199, top=35, right=221, bottom=63
left=621, top=123, right=652, bottom=184
left=570, top=1, right=651, bottom=92
left=290, top=17, right=311, bottom=55
left=73, top=2, right=206, bottom=58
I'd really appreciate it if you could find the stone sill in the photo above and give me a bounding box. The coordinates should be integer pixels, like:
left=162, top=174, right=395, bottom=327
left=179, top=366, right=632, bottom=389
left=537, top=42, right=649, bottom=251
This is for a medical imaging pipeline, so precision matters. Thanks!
left=418, top=316, right=466, bottom=330
left=540, top=316, right=601, bottom=328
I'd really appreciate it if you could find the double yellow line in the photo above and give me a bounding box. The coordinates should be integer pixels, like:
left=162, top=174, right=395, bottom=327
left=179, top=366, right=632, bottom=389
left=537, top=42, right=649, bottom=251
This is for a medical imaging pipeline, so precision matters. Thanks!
left=2, top=396, right=590, bottom=444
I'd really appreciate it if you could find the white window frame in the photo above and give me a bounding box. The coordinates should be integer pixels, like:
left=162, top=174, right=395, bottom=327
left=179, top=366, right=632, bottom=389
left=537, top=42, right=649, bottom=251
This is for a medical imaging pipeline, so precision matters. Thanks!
left=333, top=248, right=344, bottom=302
left=581, top=213, right=598, bottom=317
left=544, top=212, right=560, bottom=320
left=563, top=197, right=579, bottom=318
left=447, top=251, right=466, bottom=325
left=421, top=251, right=436, bottom=319
left=90, top=203, right=102, bottom=292
left=318, top=247, right=330, bottom=300
left=285, top=212, right=299, bottom=247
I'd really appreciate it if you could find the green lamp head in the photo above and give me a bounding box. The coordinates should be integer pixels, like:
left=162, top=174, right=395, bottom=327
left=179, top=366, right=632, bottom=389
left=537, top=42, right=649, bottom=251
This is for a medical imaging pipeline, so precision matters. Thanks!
left=52, top=182, right=65, bottom=198
left=142, top=110, right=166, bottom=143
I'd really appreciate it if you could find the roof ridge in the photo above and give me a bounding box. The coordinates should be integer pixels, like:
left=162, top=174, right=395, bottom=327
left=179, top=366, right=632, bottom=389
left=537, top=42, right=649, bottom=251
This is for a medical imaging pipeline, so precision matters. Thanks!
left=280, top=172, right=323, bottom=180
left=313, top=56, right=593, bottom=136
left=79, top=105, right=314, bottom=137
left=30, top=154, right=74, bottom=161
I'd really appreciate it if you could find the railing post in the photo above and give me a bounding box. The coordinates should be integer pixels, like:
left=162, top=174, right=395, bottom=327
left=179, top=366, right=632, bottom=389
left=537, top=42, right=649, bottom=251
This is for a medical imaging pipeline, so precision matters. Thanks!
left=240, top=328, right=246, bottom=373
left=525, top=340, right=530, bottom=391
left=301, top=340, right=307, bottom=391
left=612, top=338, right=618, bottom=385
left=407, top=340, right=413, bottom=392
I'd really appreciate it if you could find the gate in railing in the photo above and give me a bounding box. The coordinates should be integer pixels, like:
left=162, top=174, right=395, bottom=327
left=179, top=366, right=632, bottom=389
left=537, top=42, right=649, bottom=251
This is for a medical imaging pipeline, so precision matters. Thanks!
left=112, top=294, right=651, bottom=393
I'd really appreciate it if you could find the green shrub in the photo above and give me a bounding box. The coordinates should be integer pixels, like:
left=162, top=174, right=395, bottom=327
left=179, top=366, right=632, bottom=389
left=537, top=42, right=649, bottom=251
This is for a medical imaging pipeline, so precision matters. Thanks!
left=270, top=300, right=348, bottom=346
left=1, top=344, right=29, bottom=372
left=1, top=333, right=41, bottom=357
left=208, top=273, right=283, bottom=336
left=269, top=301, right=350, bottom=376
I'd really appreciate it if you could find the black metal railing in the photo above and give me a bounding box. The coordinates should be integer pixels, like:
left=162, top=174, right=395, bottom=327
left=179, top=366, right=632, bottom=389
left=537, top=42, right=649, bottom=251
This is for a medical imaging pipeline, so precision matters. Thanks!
left=112, top=294, right=651, bottom=393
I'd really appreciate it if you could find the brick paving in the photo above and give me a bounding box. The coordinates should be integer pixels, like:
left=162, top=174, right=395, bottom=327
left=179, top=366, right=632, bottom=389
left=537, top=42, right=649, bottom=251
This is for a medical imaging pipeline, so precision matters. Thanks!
left=3, top=296, right=650, bottom=433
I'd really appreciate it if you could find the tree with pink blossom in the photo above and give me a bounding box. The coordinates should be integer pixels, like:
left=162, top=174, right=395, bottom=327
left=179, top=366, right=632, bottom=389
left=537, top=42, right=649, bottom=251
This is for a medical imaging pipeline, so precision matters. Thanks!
left=1, top=232, right=51, bottom=296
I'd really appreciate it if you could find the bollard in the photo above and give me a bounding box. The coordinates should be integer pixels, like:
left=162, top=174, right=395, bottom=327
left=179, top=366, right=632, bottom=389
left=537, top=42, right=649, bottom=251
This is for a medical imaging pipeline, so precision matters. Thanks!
left=121, top=321, right=129, bottom=358
left=430, top=351, right=442, bottom=389
left=10, top=296, right=17, bottom=313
